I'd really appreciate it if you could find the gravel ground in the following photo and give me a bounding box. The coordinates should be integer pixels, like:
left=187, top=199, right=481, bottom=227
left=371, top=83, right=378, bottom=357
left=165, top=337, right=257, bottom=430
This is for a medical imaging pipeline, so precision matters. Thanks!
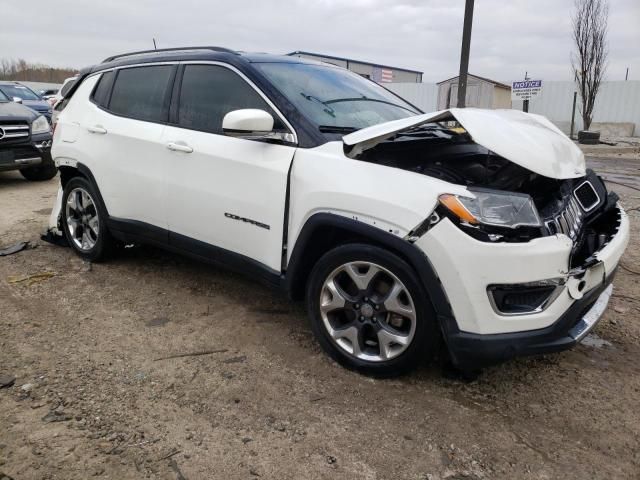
left=1, top=156, right=639, bottom=479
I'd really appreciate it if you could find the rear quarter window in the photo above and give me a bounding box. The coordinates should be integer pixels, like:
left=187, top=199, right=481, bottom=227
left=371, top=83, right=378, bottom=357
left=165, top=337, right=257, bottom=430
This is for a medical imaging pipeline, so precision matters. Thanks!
left=61, top=78, right=78, bottom=98
left=108, top=65, right=174, bottom=123
left=90, top=71, right=115, bottom=107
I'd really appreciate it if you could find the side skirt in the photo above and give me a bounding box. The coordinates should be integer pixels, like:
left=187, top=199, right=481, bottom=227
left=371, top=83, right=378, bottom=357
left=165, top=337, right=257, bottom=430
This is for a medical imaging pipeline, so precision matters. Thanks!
left=106, top=217, right=283, bottom=290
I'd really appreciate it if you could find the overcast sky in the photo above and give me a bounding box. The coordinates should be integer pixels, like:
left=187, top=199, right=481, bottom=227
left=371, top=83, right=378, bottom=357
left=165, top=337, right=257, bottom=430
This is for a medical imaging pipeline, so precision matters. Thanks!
left=4, top=0, right=639, bottom=82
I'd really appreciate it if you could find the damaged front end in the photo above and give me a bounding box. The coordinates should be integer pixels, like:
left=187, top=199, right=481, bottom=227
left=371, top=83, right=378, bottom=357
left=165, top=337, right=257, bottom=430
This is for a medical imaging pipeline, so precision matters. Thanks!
left=343, top=108, right=624, bottom=268
left=344, top=108, right=629, bottom=349
left=344, top=108, right=631, bottom=364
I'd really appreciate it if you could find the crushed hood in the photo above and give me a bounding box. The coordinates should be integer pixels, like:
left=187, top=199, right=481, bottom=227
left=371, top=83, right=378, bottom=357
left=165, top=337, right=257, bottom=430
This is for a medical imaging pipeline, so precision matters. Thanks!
left=342, top=108, right=586, bottom=180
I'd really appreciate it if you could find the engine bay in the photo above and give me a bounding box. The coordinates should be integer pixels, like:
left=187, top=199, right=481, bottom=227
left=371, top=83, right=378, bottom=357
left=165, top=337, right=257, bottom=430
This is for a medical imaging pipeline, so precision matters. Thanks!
left=356, top=125, right=563, bottom=200
left=356, top=125, right=623, bottom=266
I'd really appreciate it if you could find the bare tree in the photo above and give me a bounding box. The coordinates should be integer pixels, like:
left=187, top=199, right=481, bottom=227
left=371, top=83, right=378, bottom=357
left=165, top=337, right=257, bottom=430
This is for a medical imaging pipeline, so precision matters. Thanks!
left=571, top=0, right=609, bottom=131
left=0, top=58, right=78, bottom=83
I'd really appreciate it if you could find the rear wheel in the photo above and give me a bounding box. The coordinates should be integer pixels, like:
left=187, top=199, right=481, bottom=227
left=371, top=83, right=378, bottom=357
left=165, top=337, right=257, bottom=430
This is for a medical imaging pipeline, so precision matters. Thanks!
left=20, top=164, right=57, bottom=181
left=61, top=177, right=114, bottom=261
left=307, top=244, right=439, bottom=377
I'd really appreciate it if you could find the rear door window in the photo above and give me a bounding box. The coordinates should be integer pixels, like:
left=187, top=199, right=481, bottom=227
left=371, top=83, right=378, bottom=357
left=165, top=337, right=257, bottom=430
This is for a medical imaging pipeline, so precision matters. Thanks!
left=108, top=65, right=174, bottom=122
left=177, top=64, right=285, bottom=134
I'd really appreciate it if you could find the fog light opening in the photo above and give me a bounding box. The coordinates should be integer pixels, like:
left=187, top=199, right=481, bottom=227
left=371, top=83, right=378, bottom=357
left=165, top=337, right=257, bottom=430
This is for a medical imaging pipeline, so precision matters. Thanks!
left=488, top=280, right=564, bottom=316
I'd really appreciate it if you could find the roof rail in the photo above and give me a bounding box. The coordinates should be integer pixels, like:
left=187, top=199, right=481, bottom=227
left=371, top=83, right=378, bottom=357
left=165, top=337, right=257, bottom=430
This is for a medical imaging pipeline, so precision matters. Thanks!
left=102, top=46, right=236, bottom=63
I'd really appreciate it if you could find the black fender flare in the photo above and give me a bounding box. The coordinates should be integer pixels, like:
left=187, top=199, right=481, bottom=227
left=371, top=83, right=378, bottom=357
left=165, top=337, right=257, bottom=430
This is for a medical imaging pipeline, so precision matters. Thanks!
left=284, top=213, right=456, bottom=331
left=59, top=162, right=110, bottom=216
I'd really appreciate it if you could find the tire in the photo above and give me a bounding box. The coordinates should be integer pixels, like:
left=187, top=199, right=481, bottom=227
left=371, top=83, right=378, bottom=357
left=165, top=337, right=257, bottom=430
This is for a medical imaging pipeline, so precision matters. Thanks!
left=20, top=163, right=58, bottom=181
left=578, top=130, right=600, bottom=145
left=306, top=243, right=439, bottom=377
left=61, top=176, right=114, bottom=262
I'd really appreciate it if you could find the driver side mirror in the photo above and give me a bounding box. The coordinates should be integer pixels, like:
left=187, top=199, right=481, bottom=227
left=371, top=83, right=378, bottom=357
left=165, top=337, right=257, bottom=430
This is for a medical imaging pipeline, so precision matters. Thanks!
left=12, top=97, right=22, bottom=104
left=222, top=109, right=294, bottom=143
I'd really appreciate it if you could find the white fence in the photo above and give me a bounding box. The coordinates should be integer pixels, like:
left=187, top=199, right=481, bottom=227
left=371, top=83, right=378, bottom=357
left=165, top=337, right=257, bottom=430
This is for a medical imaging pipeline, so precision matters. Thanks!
left=387, top=83, right=439, bottom=113
left=388, top=80, right=640, bottom=136
left=512, top=81, right=640, bottom=135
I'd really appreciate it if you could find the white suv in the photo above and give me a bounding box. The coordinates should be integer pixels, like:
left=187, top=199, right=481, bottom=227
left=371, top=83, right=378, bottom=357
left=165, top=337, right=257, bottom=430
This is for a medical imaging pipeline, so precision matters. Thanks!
left=50, top=47, right=629, bottom=376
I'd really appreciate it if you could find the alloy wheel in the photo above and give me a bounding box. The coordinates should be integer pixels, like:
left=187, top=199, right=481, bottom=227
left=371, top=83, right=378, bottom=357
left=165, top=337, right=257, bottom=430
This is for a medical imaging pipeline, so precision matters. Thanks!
left=65, top=187, right=100, bottom=251
left=319, top=261, right=417, bottom=362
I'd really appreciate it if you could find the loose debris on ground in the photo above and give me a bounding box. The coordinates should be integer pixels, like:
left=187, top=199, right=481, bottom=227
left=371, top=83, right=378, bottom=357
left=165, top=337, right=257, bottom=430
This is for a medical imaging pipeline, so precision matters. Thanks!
left=0, top=242, right=29, bottom=257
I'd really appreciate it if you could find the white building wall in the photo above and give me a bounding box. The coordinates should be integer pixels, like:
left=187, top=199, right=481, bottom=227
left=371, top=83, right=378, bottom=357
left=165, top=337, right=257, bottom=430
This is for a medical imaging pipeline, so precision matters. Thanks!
left=386, top=83, right=439, bottom=112
left=389, top=81, right=640, bottom=135
left=290, top=53, right=421, bottom=83
left=512, top=81, right=640, bottom=134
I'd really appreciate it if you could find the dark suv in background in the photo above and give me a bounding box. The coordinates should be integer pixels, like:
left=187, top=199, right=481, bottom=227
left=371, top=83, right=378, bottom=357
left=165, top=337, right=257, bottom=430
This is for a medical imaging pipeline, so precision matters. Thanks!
left=0, top=88, right=55, bottom=181
left=0, top=81, right=53, bottom=122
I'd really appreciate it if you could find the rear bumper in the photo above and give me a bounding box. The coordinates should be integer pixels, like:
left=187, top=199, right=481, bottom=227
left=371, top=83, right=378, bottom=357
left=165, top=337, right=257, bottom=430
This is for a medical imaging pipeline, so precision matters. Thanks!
left=444, top=271, right=616, bottom=369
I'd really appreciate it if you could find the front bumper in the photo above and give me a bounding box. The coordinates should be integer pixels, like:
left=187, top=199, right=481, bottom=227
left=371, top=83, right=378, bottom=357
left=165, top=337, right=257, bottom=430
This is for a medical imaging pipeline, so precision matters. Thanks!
left=0, top=133, right=53, bottom=172
left=444, top=273, right=615, bottom=369
left=415, top=203, right=629, bottom=367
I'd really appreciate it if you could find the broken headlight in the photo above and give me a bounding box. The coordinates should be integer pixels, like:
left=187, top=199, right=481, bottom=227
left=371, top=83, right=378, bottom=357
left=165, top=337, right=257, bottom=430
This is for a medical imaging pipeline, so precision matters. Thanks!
left=439, top=188, right=542, bottom=229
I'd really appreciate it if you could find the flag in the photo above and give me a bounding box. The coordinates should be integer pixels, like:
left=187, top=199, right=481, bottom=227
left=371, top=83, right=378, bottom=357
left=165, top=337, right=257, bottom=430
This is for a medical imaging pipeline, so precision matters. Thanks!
left=372, top=67, right=394, bottom=83
left=380, top=68, right=393, bottom=83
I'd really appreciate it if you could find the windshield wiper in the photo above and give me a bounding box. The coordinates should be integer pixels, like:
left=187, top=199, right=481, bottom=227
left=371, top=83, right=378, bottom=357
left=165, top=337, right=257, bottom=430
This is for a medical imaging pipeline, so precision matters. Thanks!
left=300, top=92, right=335, bottom=117
left=324, top=96, right=418, bottom=114
left=318, top=125, right=358, bottom=134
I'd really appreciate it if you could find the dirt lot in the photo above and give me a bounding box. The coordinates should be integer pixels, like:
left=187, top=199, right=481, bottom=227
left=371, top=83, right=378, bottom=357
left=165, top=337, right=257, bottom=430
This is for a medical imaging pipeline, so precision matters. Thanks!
left=1, top=157, right=639, bottom=480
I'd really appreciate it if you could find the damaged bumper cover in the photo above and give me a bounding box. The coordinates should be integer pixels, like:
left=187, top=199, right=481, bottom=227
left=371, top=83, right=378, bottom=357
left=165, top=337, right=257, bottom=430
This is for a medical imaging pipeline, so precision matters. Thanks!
left=444, top=279, right=616, bottom=369
left=415, top=200, right=629, bottom=368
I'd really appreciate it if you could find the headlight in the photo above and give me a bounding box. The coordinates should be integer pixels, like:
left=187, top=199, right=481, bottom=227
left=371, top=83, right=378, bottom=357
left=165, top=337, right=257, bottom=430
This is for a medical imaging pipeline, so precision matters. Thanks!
left=31, top=115, right=51, bottom=134
left=439, top=189, right=541, bottom=229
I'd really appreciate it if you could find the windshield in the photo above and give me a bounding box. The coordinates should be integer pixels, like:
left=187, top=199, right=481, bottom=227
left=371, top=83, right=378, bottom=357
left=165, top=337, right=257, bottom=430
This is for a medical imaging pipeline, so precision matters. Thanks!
left=0, top=84, right=41, bottom=101
left=254, top=62, right=420, bottom=133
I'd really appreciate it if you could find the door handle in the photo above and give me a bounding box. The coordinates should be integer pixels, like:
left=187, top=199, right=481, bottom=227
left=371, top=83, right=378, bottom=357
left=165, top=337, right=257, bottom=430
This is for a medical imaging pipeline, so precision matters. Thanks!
left=166, top=142, right=193, bottom=153
left=87, top=125, right=107, bottom=134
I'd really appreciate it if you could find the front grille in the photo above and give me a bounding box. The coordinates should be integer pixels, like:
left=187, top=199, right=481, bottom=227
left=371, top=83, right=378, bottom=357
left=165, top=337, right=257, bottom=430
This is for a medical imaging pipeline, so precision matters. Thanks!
left=574, top=181, right=600, bottom=211
left=0, top=122, right=29, bottom=141
left=545, top=195, right=584, bottom=240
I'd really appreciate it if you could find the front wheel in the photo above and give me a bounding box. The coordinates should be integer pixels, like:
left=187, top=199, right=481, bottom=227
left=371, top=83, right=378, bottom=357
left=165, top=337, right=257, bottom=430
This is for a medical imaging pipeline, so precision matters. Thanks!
left=20, top=163, right=57, bottom=181
left=306, top=244, right=439, bottom=377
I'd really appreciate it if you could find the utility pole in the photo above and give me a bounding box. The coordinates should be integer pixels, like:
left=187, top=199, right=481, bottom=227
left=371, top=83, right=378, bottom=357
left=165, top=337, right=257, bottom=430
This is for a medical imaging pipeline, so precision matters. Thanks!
left=153, top=38, right=158, bottom=50
left=625, top=67, right=629, bottom=81
left=457, top=0, right=475, bottom=108
left=570, top=91, right=578, bottom=139
left=522, top=71, right=530, bottom=113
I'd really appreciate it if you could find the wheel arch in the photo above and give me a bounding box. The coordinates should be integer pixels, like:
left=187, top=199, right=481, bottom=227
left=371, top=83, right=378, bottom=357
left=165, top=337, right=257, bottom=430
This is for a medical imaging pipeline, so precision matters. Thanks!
left=57, top=162, right=110, bottom=217
left=284, top=213, right=454, bottom=325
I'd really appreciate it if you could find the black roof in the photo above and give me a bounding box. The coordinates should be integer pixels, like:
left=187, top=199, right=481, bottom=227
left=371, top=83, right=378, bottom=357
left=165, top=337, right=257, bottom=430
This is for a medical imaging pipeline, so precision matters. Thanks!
left=90, top=47, right=423, bottom=76
left=288, top=51, right=423, bottom=75
left=101, top=46, right=236, bottom=63
left=88, top=46, right=326, bottom=76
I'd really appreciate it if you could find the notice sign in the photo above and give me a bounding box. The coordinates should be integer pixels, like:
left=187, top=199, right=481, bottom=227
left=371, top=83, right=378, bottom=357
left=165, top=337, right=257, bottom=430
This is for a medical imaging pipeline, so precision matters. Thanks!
left=511, top=80, right=542, bottom=101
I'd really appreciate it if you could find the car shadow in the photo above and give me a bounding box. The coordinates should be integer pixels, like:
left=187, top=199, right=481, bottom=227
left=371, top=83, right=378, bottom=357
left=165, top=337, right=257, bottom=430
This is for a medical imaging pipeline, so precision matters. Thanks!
left=0, top=170, right=58, bottom=188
